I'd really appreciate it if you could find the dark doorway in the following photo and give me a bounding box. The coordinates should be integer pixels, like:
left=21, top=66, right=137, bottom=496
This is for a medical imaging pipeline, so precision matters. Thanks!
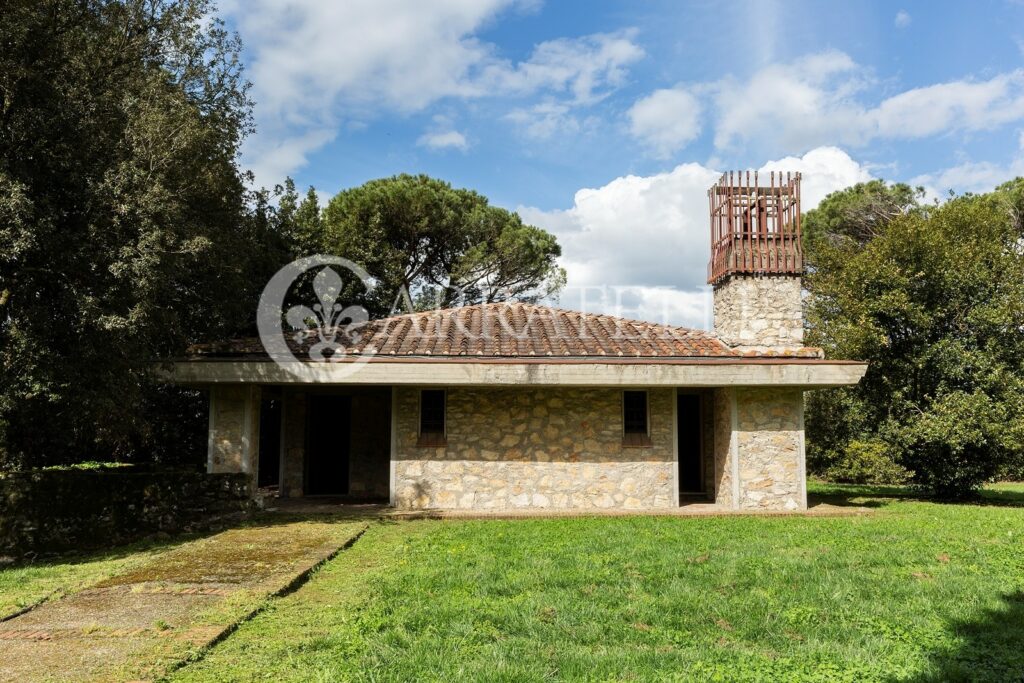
left=258, top=394, right=281, bottom=488
left=305, top=395, right=351, bottom=495
left=677, top=394, right=703, bottom=494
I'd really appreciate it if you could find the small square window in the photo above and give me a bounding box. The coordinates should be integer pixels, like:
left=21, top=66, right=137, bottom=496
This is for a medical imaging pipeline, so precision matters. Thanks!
left=623, top=390, right=652, bottom=447
left=418, top=389, right=446, bottom=447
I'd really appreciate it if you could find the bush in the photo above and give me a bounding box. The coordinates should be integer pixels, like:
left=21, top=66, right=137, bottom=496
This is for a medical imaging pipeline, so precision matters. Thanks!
left=825, top=439, right=911, bottom=485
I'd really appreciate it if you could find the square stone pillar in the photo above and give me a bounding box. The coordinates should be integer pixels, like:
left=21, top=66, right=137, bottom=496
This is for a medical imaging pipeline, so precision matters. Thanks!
left=279, top=389, right=306, bottom=497
left=207, top=385, right=261, bottom=492
left=712, top=387, right=807, bottom=511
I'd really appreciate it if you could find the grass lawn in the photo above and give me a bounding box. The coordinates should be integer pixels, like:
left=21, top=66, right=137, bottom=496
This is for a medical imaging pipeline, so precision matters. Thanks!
left=168, top=483, right=1024, bottom=683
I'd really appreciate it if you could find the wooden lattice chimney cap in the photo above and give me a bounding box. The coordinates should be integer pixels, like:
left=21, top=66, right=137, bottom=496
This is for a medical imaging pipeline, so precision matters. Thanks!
left=707, top=171, right=803, bottom=285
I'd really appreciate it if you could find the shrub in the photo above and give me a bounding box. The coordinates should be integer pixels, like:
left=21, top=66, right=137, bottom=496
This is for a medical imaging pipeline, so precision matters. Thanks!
left=825, top=439, right=911, bottom=485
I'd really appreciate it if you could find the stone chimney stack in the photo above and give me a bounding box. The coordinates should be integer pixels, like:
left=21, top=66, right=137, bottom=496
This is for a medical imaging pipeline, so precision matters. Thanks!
left=707, top=172, right=804, bottom=353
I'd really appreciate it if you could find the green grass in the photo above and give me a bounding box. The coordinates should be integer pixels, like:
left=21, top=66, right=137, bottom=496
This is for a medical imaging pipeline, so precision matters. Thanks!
left=168, top=484, right=1024, bottom=682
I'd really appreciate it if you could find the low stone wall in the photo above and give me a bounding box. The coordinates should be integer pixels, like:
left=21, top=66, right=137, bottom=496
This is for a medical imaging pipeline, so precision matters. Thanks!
left=0, top=469, right=253, bottom=555
left=393, top=387, right=676, bottom=510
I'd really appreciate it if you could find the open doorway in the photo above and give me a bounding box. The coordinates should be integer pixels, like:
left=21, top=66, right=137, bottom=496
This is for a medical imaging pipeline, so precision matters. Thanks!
left=305, top=395, right=351, bottom=495
left=677, top=393, right=704, bottom=497
left=257, top=393, right=281, bottom=489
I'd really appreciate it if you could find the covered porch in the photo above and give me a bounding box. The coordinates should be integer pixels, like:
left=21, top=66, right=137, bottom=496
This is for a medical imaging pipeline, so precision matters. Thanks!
left=192, top=358, right=866, bottom=512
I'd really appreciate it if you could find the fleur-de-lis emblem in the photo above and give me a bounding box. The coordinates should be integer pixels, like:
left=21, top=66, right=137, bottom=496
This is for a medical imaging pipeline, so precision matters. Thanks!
left=284, top=267, right=369, bottom=361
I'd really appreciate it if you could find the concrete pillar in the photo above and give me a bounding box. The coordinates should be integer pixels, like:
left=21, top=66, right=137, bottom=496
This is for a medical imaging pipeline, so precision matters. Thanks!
left=207, top=385, right=261, bottom=492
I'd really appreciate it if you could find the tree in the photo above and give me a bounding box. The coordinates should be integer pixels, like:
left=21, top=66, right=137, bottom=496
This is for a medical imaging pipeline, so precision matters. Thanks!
left=276, top=178, right=323, bottom=258
left=803, top=179, right=924, bottom=255
left=805, top=181, right=1024, bottom=497
left=314, top=174, right=565, bottom=317
left=0, top=0, right=275, bottom=468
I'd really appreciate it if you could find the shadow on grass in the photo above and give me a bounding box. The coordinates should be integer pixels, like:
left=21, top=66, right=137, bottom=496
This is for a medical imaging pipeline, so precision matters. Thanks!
left=1, top=505, right=370, bottom=576
left=808, top=482, right=1024, bottom=509
left=899, top=591, right=1024, bottom=683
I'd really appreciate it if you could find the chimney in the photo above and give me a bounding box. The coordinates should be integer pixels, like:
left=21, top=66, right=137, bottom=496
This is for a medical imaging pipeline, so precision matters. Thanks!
left=707, top=171, right=804, bottom=352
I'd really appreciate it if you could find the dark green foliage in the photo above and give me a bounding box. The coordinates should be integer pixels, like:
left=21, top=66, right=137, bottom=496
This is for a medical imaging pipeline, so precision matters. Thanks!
left=0, top=1, right=278, bottom=468
left=806, top=181, right=1024, bottom=497
left=803, top=179, right=924, bottom=255
left=0, top=469, right=251, bottom=554
left=316, top=174, right=566, bottom=317
left=276, top=178, right=324, bottom=258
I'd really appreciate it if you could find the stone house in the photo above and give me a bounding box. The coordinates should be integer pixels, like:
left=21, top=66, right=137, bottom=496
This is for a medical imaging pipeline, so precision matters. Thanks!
left=169, top=173, right=866, bottom=512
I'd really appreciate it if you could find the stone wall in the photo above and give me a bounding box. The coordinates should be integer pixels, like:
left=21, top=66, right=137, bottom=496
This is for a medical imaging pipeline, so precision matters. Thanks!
left=711, top=386, right=806, bottom=511
left=208, top=385, right=260, bottom=483
left=712, top=388, right=735, bottom=509
left=735, top=387, right=805, bottom=510
left=713, top=275, right=803, bottom=351
left=0, top=470, right=253, bottom=555
left=280, top=389, right=306, bottom=497
left=393, top=387, right=676, bottom=510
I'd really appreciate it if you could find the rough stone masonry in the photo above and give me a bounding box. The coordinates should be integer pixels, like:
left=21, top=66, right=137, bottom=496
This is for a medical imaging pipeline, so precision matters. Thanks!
left=713, top=274, right=804, bottom=352
left=392, top=387, right=681, bottom=510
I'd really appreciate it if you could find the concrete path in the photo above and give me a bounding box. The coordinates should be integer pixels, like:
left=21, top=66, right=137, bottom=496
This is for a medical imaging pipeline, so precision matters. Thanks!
left=0, top=519, right=366, bottom=682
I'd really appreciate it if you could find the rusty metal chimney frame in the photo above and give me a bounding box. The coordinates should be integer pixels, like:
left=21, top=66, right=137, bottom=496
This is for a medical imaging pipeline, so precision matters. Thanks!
left=707, top=171, right=803, bottom=285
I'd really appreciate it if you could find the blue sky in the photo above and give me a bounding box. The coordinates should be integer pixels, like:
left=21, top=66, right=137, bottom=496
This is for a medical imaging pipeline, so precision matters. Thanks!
left=222, top=0, right=1024, bottom=326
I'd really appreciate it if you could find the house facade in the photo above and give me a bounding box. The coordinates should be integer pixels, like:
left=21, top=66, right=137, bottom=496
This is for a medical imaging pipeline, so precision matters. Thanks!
left=171, top=173, right=866, bottom=512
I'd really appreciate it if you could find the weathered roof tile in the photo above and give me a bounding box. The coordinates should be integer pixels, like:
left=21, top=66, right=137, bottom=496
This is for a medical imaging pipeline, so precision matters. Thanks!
left=189, top=302, right=825, bottom=360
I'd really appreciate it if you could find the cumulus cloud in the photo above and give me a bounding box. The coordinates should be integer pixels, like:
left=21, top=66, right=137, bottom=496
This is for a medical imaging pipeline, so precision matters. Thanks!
left=629, top=50, right=1024, bottom=158
left=627, top=88, right=702, bottom=157
left=417, top=130, right=470, bottom=151
left=223, top=1, right=643, bottom=184
left=519, top=146, right=873, bottom=327
left=895, top=10, right=911, bottom=28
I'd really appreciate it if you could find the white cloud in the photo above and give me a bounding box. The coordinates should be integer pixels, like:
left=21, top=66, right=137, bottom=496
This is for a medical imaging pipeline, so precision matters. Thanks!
left=417, top=130, right=470, bottom=151
left=894, top=10, right=911, bottom=28
left=505, top=102, right=582, bottom=139
left=912, top=157, right=1024, bottom=200
left=629, top=50, right=1024, bottom=158
left=910, top=129, right=1024, bottom=200
left=519, top=146, right=873, bottom=327
left=478, top=30, right=644, bottom=105
left=871, top=73, right=1024, bottom=138
left=711, top=51, right=868, bottom=153
left=223, top=1, right=643, bottom=184
left=759, top=146, right=874, bottom=207
left=627, top=88, right=702, bottom=157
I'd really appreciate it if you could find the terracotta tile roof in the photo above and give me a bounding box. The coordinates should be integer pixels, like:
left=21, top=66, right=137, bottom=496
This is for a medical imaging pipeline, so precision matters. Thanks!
left=189, top=303, right=824, bottom=360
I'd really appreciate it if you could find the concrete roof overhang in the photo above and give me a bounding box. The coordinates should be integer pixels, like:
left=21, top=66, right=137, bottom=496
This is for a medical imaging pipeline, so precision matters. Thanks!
left=164, top=356, right=867, bottom=389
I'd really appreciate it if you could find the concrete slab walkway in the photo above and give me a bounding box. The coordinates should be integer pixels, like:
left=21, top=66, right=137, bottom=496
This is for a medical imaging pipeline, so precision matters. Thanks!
left=0, top=519, right=366, bottom=682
